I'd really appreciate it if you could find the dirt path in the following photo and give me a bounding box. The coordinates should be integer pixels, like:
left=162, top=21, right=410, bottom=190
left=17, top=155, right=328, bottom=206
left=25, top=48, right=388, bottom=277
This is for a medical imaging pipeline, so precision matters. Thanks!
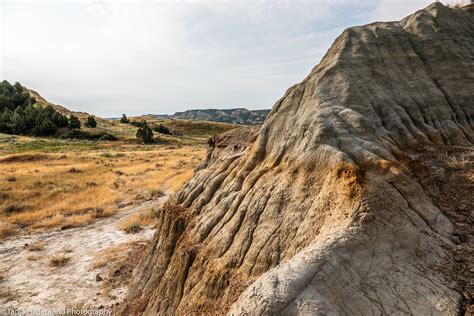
left=0, top=193, right=169, bottom=310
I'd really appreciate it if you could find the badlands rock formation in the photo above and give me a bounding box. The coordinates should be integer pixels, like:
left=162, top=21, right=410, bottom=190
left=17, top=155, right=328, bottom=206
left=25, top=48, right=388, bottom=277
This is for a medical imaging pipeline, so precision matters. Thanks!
left=120, top=3, right=473, bottom=315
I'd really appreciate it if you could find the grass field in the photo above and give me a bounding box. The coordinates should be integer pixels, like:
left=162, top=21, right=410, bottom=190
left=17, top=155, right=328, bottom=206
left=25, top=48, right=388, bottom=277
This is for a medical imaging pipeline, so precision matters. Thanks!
left=28, top=89, right=239, bottom=145
left=0, top=102, right=240, bottom=240
left=0, top=139, right=205, bottom=239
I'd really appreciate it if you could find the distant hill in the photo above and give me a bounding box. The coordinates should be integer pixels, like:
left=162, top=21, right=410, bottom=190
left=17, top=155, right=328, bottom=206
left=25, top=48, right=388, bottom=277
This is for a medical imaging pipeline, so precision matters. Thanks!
left=28, top=89, right=90, bottom=119
left=148, top=108, right=270, bottom=125
left=25, top=89, right=241, bottom=143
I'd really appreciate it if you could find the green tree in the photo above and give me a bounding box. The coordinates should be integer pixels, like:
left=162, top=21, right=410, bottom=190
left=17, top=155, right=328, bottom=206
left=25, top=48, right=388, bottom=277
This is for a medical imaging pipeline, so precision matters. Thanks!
left=85, top=115, right=97, bottom=128
left=52, top=112, right=69, bottom=127
left=0, top=80, right=71, bottom=137
left=0, top=109, right=13, bottom=133
left=24, top=104, right=38, bottom=130
left=13, top=82, right=23, bottom=92
left=68, top=115, right=81, bottom=129
left=136, top=121, right=154, bottom=144
left=120, top=114, right=130, bottom=124
left=34, top=118, right=57, bottom=136
left=10, top=107, right=26, bottom=134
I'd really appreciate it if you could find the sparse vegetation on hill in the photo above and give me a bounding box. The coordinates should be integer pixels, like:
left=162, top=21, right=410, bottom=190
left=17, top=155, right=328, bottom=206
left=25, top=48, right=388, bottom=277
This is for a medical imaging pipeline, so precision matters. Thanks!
left=57, top=129, right=117, bottom=141
left=120, top=114, right=130, bottom=124
left=129, top=116, right=238, bottom=141
left=85, top=115, right=97, bottom=128
left=0, top=80, right=69, bottom=136
left=1, top=83, right=240, bottom=146
left=153, top=124, right=171, bottom=135
left=68, top=115, right=81, bottom=129
left=136, top=121, right=154, bottom=144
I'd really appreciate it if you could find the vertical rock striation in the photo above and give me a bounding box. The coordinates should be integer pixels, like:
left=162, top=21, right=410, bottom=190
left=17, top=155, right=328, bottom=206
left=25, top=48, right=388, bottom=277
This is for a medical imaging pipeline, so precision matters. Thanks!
left=120, top=3, right=474, bottom=315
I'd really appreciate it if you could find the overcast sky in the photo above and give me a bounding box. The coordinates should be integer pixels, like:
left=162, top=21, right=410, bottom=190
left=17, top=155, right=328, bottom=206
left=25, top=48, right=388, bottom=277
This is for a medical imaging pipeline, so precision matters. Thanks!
left=1, top=0, right=440, bottom=117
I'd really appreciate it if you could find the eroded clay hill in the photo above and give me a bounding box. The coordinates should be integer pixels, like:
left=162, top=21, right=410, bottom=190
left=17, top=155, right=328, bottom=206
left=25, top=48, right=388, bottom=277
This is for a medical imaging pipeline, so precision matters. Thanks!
left=120, top=3, right=473, bottom=315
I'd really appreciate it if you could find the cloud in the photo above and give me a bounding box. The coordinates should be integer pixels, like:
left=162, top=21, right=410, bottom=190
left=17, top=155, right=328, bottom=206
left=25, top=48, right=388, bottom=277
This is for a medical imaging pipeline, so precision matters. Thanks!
left=369, top=0, right=434, bottom=21
left=0, top=0, right=435, bottom=117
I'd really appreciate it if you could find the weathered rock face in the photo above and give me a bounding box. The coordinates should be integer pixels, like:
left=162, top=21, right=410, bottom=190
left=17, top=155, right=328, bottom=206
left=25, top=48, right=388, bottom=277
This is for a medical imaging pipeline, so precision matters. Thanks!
left=120, top=3, right=473, bottom=315
left=171, top=108, right=270, bottom=125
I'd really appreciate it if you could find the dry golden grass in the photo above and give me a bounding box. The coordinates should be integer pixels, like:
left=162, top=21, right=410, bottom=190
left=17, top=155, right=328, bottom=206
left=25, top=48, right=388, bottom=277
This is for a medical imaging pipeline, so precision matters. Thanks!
left=92, top=241, right=137, bottom=270
left=117, top=208, right=158, bottom=233
left=0, top=144, right=205, bottom=239
left=91, top=240, right=148, bottom=296
left=0, top=224, right=16, bottom=239
left=27, top=255, right=43, bottom=261
left=25, top=240, right=45, bottom=251
left=446, top=155, right=470, bottom=169
left=90, top=241, right=147, bottom=271
left=48, top=253, right=70, bottom=267
left=120, top=220, right=143, bottom=234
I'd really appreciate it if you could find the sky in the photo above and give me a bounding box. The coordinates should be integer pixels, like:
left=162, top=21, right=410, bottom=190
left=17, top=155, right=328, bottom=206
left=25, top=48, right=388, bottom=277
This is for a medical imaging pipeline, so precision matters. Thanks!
left=0, top=0, right=441, bottom=117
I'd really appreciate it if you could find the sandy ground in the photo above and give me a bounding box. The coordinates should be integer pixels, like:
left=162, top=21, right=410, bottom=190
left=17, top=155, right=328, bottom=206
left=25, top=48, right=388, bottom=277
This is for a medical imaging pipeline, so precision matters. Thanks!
left=0, top=194, right=168, bottom=310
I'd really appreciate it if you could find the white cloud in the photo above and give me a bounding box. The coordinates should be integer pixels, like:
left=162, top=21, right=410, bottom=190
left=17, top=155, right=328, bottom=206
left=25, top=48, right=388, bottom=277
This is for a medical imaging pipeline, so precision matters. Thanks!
left=1, top=0, right=435, bottom=116
left=369, top=0, right=434, bottom=21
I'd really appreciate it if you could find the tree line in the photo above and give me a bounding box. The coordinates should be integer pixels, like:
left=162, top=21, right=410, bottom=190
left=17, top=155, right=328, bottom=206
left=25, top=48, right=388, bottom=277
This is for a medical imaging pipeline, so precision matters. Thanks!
left=120, top=114, right=177, bottom=144
left=0, top=80, right=97, bottom=136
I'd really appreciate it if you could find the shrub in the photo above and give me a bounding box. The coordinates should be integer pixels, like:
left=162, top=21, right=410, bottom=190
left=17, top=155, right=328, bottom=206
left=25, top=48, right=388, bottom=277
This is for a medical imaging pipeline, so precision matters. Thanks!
left=67, top=167, right=82, bottom=173
left=34, top=118, right=57, bottom=136
left=149, top=189, right=165, bottom=198
left=136, top=121, right=154, bottom=144
left=99, top=133, right=118, bottom=141
left=3, top=204, right=28, bottom=214
left=130, top=121, right=144, bottom=128
left=122, top=222, right=143, bottom=234
left=0, top=191, right=9, bottom=200
left=85, top=115, right=97, bottom=128
left=52, top=111, right=69, bottom=127
left=120, top=114, right=129, bottom=123
left=48, top=254, right=70, bottom=267
left=68, top=115, right=81, bottom=129
left=25, top=240, right=45, bottom=251
left=153, top=124, right=171, bottom=135
left=58, top=130, right=89, bottom=140
left=57, top=129, right=117, bottom=141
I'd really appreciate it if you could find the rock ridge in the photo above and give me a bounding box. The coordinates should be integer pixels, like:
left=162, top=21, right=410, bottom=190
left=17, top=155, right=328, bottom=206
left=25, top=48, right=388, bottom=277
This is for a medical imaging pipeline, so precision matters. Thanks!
left=119, top=3, right=473, bottom=315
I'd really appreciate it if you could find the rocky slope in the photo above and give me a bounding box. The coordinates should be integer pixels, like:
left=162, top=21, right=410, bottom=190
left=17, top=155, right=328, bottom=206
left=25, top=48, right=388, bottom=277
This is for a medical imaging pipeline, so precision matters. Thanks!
left=28, top=89, right=90, bottom=119
left=119, top=3, right=473, bottom=315
left=152, top=108, right=270, bottom=125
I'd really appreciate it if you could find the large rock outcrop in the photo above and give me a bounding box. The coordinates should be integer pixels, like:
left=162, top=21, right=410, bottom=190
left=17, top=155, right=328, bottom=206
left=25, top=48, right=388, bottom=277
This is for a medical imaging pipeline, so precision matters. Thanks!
left=120, top=3, right=473, bottom=315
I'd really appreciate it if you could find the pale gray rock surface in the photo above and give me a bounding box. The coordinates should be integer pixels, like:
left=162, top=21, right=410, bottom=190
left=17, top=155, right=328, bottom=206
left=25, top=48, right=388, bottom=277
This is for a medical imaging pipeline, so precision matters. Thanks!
left=119, top=3, right=473, bottom=315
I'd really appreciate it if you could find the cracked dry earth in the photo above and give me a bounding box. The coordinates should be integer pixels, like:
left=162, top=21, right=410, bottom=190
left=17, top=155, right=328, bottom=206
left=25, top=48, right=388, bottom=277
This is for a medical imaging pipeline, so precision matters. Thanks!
left=119, top=3, right=474, bottom=315
left=0, top=194, right=169, bottom=310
